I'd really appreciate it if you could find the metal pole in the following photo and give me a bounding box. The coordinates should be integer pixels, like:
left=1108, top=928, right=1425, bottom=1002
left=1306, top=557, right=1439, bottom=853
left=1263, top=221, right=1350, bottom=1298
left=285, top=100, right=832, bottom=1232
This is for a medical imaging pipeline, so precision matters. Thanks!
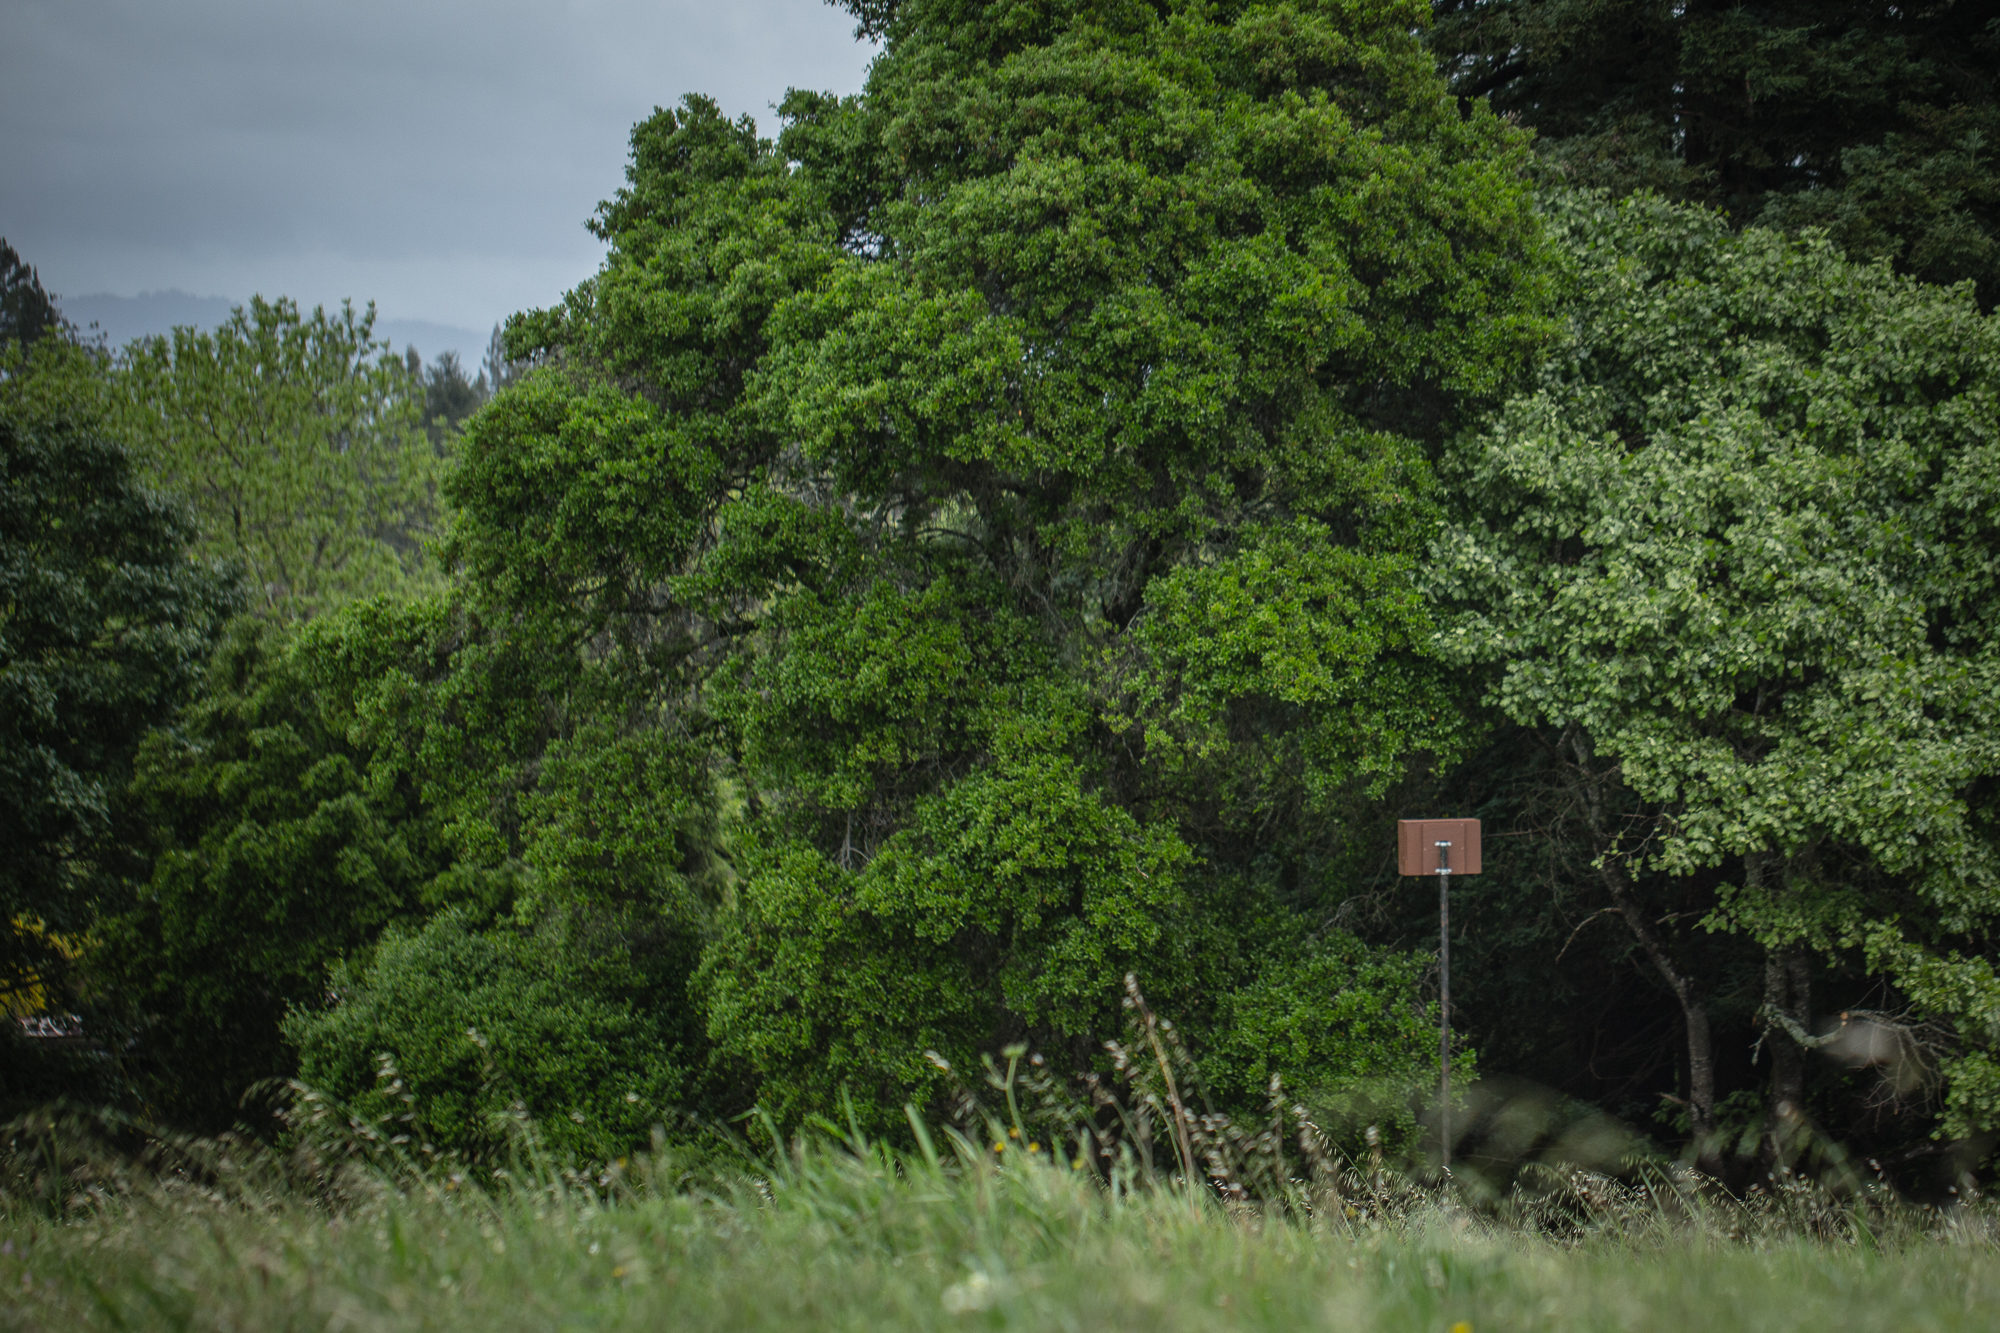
left=1436, top=843, right=1452, bottom=1171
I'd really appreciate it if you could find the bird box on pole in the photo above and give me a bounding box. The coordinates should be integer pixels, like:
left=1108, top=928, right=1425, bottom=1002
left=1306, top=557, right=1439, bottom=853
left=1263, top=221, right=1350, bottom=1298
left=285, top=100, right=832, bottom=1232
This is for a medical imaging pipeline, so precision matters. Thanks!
left=1397, top=819, right=1482, bottom=876
left=1397, top=817, right=1480, bottom=1173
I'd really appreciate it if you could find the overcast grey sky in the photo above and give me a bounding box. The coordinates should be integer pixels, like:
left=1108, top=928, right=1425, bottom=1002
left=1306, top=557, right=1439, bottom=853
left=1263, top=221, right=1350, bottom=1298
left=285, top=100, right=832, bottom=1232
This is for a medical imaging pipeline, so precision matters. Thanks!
left=2, top=0, right=875, bottom=333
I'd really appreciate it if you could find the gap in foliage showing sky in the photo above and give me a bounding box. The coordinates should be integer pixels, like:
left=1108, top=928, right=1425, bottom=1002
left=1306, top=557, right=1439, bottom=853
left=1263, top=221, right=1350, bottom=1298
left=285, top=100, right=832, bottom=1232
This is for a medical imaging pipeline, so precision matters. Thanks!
left=2, top=0, right=875, bottom=352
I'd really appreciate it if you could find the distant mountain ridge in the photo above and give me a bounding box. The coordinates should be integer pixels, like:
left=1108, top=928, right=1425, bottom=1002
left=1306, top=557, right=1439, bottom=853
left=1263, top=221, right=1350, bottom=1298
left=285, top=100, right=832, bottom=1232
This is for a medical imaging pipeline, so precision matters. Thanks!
left=62, top=290, right=491, bottom=367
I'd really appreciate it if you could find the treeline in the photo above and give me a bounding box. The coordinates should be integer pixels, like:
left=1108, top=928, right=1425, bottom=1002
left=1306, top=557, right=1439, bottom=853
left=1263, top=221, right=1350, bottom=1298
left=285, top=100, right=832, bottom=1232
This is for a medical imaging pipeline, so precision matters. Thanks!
left=3, top=0, right=1997, bottom=1188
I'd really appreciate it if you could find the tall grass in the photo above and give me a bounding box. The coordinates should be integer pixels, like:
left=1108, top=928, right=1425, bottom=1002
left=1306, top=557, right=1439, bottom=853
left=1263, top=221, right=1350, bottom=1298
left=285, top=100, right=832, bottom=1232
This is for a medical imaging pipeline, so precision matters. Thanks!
left=4, top=1117, right=1997, bottom=1332
left=5, top=980, right=1996, bottom=1330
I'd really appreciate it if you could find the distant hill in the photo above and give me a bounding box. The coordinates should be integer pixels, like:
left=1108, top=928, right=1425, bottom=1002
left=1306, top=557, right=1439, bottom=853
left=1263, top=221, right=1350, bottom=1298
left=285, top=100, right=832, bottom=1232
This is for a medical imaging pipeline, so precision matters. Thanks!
left=62, top=291, right=492, bottom=368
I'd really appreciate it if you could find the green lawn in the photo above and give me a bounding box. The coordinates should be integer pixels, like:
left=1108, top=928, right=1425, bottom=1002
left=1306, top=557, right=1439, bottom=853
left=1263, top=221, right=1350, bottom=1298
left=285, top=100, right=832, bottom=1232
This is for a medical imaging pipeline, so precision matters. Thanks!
left=5, top=1143, right=1997, bottom=1331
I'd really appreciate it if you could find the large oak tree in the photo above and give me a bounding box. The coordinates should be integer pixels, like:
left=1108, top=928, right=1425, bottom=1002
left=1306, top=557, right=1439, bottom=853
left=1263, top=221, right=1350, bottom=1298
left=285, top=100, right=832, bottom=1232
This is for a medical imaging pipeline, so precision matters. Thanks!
left=392, top=0, right=1556, bottom=1131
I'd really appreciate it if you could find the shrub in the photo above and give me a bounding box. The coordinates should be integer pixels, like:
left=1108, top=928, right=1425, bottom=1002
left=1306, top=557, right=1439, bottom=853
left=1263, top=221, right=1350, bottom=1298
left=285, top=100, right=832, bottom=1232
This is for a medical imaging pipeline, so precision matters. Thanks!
left=285, top=907, right=688, bottom=1162
left=1205, top=933, right=1452, bottom=1148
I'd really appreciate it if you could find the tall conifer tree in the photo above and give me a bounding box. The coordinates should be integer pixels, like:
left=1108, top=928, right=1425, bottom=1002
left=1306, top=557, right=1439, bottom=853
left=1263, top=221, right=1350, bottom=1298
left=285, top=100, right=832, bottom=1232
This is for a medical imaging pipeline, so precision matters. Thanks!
left=1431, top=1, right=2000, bottom=303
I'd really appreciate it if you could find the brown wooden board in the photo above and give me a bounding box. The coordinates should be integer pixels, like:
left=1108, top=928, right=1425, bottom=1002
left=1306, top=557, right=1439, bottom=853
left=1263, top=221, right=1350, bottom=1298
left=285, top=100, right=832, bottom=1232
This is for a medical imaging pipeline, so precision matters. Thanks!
left=1397, top=818, right=1481, bottom=875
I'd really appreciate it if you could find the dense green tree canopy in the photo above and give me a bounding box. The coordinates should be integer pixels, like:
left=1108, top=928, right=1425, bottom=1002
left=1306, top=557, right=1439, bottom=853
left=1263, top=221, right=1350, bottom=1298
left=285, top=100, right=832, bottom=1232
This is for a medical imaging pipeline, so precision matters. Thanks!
left=1439, top=189, right=2000, bottom=1141
left=24, top=1, right=2000, bottom=1182
left=113, top=297, right=442, bottom=619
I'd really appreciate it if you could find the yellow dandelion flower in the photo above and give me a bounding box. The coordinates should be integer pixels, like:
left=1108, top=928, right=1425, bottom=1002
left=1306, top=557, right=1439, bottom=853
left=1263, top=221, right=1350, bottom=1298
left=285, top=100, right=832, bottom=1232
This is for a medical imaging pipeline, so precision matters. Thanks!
left=1450, top=1322, right=1473, bottom=1333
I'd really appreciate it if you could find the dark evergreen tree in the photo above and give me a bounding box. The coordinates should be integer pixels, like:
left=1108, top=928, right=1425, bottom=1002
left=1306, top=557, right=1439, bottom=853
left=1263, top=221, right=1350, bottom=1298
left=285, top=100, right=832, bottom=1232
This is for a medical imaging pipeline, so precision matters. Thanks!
left=421, top=350, right=484, bottom=445
left=0, top=240, right=63, bottom=348
left=0, top=343, right=237, bottom=1027
left=480, top=322, right=523, bottom=396
left=92, top=616, right=446, bottom=1130
left=1430, top=1, right=2000, bottom=303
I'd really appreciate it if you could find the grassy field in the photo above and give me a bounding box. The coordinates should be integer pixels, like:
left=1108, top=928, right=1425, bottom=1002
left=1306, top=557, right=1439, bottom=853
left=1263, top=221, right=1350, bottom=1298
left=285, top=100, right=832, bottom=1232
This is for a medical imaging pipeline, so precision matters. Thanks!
left=4, top=1133, right=1998, bottom=1332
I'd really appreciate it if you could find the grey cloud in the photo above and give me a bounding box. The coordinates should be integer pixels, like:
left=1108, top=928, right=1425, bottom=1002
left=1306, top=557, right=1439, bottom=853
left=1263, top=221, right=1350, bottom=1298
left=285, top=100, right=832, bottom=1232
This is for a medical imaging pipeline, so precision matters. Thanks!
left=2, top=0, right=873, bottom=330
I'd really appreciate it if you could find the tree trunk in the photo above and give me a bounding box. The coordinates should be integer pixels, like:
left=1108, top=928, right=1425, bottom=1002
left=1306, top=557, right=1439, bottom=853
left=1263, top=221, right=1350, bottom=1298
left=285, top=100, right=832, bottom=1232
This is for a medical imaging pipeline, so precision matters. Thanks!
left=1760, top=937, right=1812, bottom=1165
left=1563, top=727, right=1719, bottom=1163
left=1745, top=851, right=1813, bottom=1164
left=1764, top=953, right=1806, bottom=1108
left=1762, top=945, right=1807, bottom=1157
left=1596, top=858, right=1719, bottom=1152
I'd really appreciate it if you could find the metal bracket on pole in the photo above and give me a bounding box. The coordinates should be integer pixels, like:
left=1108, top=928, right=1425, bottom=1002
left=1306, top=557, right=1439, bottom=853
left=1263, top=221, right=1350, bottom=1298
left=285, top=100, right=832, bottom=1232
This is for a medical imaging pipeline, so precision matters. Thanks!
left=1436, top=842, right=1452, bottom=1171
left=1396, top=818, right=1479, bottom=1177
